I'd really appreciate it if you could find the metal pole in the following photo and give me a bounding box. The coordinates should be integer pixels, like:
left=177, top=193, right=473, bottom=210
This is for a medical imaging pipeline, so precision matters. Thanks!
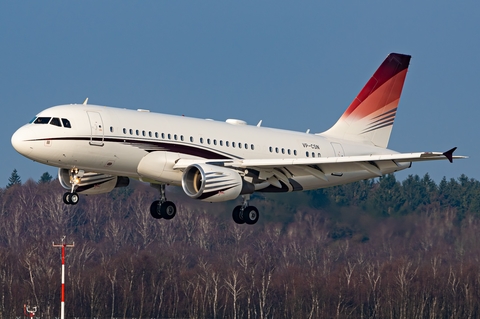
left=53, top=236, right=74, bottom=319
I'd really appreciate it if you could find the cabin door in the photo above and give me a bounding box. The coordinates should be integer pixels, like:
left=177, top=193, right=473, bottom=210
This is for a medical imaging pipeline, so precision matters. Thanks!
left=331, top=142, right=345, bottom=157
left=87, top=111, right=104, bottom=146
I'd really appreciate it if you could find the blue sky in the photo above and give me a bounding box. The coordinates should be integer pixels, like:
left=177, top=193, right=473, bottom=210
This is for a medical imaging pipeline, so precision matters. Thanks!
left=1, top=1, right=478, bottom=186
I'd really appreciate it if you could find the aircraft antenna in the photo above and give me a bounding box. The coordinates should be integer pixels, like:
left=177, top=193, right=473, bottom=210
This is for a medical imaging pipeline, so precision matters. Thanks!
left=52, top=236, right=74, bottom=319
left=82, top=98, right=89, bottom=105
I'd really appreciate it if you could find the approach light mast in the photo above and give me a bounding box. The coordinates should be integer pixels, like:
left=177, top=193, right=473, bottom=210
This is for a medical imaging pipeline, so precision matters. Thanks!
left=52, top=236, right=74, bottom=319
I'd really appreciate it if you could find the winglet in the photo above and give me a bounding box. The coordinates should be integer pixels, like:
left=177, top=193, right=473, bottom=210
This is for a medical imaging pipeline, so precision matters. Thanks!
left=443, top=147, right=457, bottom=163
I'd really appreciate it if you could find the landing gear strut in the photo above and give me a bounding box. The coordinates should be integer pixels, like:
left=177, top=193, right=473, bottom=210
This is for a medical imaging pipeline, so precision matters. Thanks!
left=63, top=168, right=82, bottom=205
left=150, top=184, right=177, bottom=220
left=232, top=195, right=259, bottom=225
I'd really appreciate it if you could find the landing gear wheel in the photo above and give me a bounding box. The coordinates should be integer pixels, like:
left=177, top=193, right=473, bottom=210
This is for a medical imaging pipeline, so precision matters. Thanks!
left=69, top=192, right=79, bottom=205
left=63, top=167, right=83, bottom=205
left=149, top=184, right=178, bottom=221
left=63, top=192, right=71, bottom=205
left=63, top=192, right=79, bottom=205
left=232, top=205, right=246, bottom=224
left=149, top=200, right=162, bottom=219
left=160, top=201, right=176, bottom=220
left=243, top=206, right=259, bottom=225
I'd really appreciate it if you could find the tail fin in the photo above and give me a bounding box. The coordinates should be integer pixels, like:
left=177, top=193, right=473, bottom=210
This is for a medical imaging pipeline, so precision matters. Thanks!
left=321, top=53, right=411, bottom=148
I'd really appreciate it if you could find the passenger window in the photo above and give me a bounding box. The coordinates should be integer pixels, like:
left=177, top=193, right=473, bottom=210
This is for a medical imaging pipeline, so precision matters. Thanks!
left=238, top=143, right=242, bottom=149
left=142, top=130, right=145, bottom=136
left=251, top=144, right=254, bottom=150
left=245, top=143, right=248, bottom=149
left=168, top=134, right=171, bottom=139
left=181, top=135, right=184, bottom=141
left=34, top=117, right=51, bottom=124
left=190, top=136, right=194, bottom=142
left=220, top=140, right=223, bottom=146
left=155, top=132, right=159, bottom=138
left=306, top=152, right=309, bottom=157
left=61, top=118, right=71, bottom=128
left=200, top=138, right=204, bottom=144
left=110, top=126, right=114, bottom=133
left=149, top=131, right=152, bottom=137
left=269, top=146, right=273, bottom=152
left=226, top=141, right=229, bottom=147
left=129, top=129, right=133, bottom=135
left=232, top=142, right=236, bottom=148
left=207, top=138, right=210, bottom=144
left=294, top=150, right=297, bottom=156
left=282, top=148, right=285, bottom=154
left=49, top=118, right=62, bottom=127
left=123, top=128, right=127, bottom=134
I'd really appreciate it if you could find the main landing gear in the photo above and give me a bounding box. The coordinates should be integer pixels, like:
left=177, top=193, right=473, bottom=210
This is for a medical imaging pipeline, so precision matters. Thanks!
left=63, top=168, right=82, bottom=205
left=232, top=195, right=259, bottom=225
left=150, top=184, right=177, bottom=220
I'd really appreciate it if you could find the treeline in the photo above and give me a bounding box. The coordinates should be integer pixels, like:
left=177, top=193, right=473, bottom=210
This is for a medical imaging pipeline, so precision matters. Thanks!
left=318, top=173, right=480, bottom=218
left=1, top=173, right=480, bottom=318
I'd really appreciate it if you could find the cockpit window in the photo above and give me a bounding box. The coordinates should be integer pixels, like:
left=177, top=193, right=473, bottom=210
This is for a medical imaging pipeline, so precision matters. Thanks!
left=61, top=118, right=71, bottom=128
left=29, top=117, right=37, bottom=124
left=34, top=117, right=51, bottom=124
left=50, top=118, right=62, bottom=127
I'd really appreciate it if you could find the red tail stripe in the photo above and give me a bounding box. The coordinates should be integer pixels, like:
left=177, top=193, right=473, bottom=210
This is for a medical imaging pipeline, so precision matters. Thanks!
left=343, top=53, right=411, bottom=118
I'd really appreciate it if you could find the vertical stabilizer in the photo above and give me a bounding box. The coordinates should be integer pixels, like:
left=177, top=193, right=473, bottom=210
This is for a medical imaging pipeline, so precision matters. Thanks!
left=321, top=53, right=411, bottom=148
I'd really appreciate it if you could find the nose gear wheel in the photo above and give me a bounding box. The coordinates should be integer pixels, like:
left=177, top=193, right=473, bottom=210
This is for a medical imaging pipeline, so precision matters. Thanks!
left=63, top=168, right=83, bottom=205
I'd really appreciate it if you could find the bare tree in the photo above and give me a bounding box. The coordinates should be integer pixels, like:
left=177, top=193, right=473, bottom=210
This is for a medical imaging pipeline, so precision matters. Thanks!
left=224, top=270, right=244, bottom=319
left=395, top=260, right=418, bottom=319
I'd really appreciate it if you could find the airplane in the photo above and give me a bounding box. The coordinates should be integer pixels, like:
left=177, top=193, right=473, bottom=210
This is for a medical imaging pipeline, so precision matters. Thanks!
left=11, top=53, right=465, bottom=225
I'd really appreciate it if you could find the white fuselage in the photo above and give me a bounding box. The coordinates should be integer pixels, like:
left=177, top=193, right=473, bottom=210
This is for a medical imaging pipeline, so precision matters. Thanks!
left=11, top=104, right=408, bottom=192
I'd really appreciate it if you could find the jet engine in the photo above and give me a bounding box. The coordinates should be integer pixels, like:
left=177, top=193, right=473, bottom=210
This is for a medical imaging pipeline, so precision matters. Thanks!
left=58, top=168, right=129, bottom=195
left=182, top=163, right=253, bottom=202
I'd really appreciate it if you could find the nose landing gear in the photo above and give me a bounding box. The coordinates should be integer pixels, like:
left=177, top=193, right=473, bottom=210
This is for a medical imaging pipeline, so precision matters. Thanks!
left=63, top=168, right=83, bottom=205
left=63, top=192, right=79, bottom=205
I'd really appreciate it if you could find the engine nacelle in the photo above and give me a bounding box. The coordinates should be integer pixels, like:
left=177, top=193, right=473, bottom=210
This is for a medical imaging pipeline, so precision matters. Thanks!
left=182, top=163, right=253, bottom=202
left=137, top=151, right=182, bottom=185
left=58, top=168, right=129, bottom=195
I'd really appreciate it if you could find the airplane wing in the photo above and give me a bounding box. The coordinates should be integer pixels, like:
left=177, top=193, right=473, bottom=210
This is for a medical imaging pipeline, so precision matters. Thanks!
left=229, top=147, right=466, bottom=167
left=173, top=147, right=466, bottom=180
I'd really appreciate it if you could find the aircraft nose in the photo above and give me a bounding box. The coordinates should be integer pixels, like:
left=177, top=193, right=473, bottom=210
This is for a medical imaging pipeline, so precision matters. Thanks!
left=11, top=127, right=33, bottom=156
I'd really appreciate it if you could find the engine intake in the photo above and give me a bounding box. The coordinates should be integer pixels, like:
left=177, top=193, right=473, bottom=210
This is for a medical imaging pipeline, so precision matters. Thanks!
left=182, top=163, right=252, bottom=202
